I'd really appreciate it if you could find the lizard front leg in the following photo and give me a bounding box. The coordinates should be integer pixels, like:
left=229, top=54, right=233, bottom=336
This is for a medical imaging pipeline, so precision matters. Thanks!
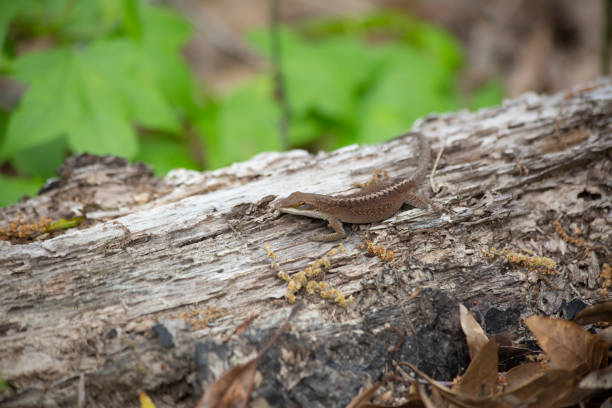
left=311, top=215, right=346, bottom=241
left=278, top=207, right=346, bottom=241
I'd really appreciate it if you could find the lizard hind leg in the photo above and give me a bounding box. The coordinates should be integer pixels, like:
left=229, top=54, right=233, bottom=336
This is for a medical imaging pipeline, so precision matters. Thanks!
left=353, top=169, right=390, bottom=193
left=404, top=191, right=429, bottom=209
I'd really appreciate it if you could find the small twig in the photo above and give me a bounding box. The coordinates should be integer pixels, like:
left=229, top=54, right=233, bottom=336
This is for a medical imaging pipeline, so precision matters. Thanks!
left=387, top=326, right=405, bottom=353
left=539, top=275, right=563, bottom=291
left=395, top=362, right=454, bottom=387
left=603, top=0, right=612, bottom=74
left=269, top=0, right=291, bottom=150
left=398, top=362, right=455, bottom=387
left=429, top=136, right=445, bottom=193
left=257, top=302, right=303, bottom=359
left=77, top=374, right=86, bottom=408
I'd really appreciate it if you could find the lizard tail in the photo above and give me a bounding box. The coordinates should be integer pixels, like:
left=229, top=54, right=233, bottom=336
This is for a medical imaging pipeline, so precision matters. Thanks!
left=397, top=132, right=431, bottom=192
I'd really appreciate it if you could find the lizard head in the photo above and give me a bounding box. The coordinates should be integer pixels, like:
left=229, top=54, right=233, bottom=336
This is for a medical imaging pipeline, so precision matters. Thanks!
left=276, top=192, right=312, bottom=210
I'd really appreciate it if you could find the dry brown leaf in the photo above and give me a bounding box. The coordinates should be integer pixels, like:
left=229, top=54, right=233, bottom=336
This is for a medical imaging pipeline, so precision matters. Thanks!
left=345, top=375, right=425, bottom=408
left=579, top=363, right=612, bottom=390
left=497, top=368, right=580, bottom=408
left=405, top=362, right=492, bottom=408
left=429, top=387, right=449, bottom=408
left=459, top=304, right=488, bottom=359
left=196, top=305, right=301, bottom=408
left=417, top=366, right=584, bottom=408
left=406, top=311, right=608, bottom=408
left=221, top=361, right=258, bottom=407
left=350, top=399, right=425, bottom=408
left=597, top=326, right=612, bottom=345
left=525, top=316, right=609, bottom=374
left=490, top=333, right=532, bottom=371
left=345, top=380, right=384, bottom=408
left=573, top=301, right=612, bottom=325
left=234, top=313, right=258, bottom=336
left=197, top=360, right=258, bottom=408
left=417, top=383, right=448, bottom=408
left=501, top=362, right=544, bottom=391
left=489, top=333, right=512, bottom=347
left=409, top=355, right=590, bottom=408
left=396, top=309, right=610, bottom=408
left=453, top=339, right=498, bottom=398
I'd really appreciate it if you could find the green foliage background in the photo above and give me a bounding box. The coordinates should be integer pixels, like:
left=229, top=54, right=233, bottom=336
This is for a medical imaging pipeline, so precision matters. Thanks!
left=0, top=0, right=503, bottom=207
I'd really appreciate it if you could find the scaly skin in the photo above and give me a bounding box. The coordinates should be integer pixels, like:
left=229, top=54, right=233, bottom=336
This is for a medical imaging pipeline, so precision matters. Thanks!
left=277, top=132, right=431, bottom=241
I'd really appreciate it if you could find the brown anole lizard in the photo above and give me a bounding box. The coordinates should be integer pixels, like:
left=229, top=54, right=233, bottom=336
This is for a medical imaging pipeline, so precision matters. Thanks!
left=276, top=132, right=431, bottom=241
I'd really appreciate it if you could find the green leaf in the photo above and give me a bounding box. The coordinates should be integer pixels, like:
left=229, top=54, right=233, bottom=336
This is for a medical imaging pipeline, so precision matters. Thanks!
left=284, top=37, right=379, bottom=121
left=134, top=134, right=199, bottom=176
left=417, top=24, right=463, bottom=72
left=245, top=14, right=467, bottom=151
left=192, top=97, right=218, bottom=151
left=247, top=27, right=303, bottom=57
left=46, top=216, right=84, bottom=231
left=82, top=40, right=181, bottom=133
left=357, top=46, right=459, bottom=144
left=122, top=0, right=142, bottom=40
left=471, top=79, right=504, bottom=110
left=300, top=10, right=463, bottom=73
left=11, top=136, right=67, bottom=178
left=249, top=30, right=380, bottom=124
left=3, top=48, right=82, bottom=158
left=3, top=45, right=141, bottom=158
left=21, top=0, right=121, bottom=41
left=139, top=4, right=199, bottom=116
left=2, top=35, right=192, bottom=159
left=68, top=93, right=138, bottom=158
left=0, top=1, right=22, bottom=50
left=140, top=4, right=192, bottom=52
left=0, top=174, right=43, bottom=207
left=284, top=46, right=346, bottom=119
left=289, top=116, right=324, bottom=147
left=211, top=78, right=281, bottom=168
left=0, top=108, right=9, bottom=145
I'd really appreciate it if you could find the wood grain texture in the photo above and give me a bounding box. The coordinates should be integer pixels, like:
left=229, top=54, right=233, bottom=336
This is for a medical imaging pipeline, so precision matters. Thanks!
left=1, top=79, right=611, bottom=407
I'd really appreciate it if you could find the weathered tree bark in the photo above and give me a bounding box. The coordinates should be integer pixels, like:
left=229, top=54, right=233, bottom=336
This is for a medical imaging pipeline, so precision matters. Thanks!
left=1, top=79, right=611, bottom=407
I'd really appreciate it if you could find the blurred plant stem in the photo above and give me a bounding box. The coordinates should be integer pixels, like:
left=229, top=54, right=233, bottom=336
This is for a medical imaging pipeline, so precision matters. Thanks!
left=269, top=0, right=291, bottom=150
left=604, top=0, right=612, bottom=74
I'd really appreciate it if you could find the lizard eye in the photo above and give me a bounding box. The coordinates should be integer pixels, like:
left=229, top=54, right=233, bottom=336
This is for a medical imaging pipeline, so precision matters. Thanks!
left=295, top=201, right=305, bottom=207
